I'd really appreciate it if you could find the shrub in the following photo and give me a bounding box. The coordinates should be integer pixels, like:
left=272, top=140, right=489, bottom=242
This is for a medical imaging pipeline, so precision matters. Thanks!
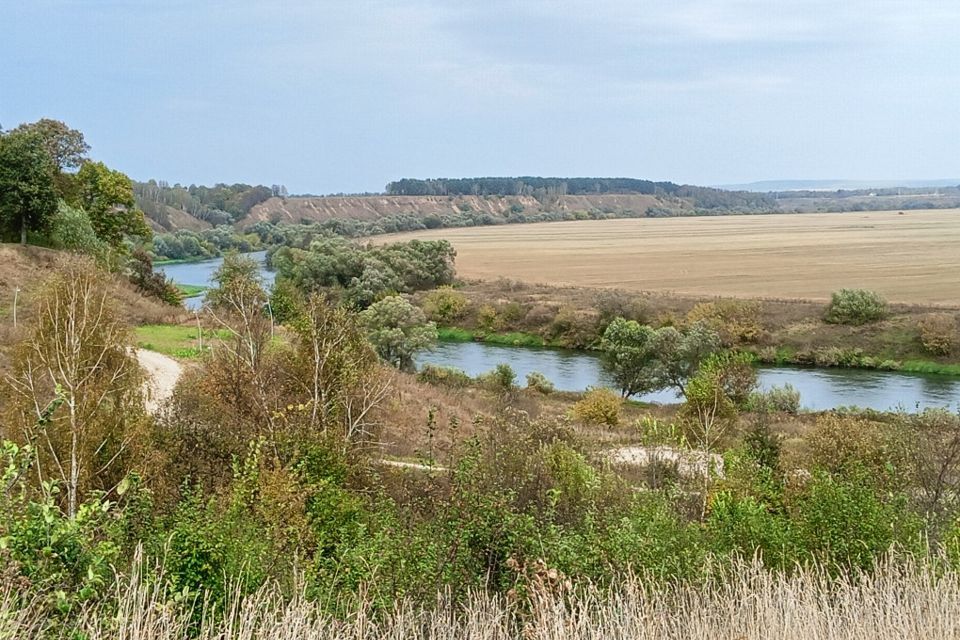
left=523, top=304, right=556, bottom=328
left=269, top=277, right=305, bottom=325
left=917, top=313, right=958, bottom=356
left=595, top=290, right=647, bottom=324
left=747, top=384, right=801, bottom=414
left=686, top=300, right=762, bottom=345
left=418, top=364, right=472, bottom=388
left=478, top=363, right=517, bottom=394
left=525, top=371, right=555, bottom=394
left=422, top=286, right=469, bottom=323
left=477, top=304, right=498, bottom=331
left=572, top=387, right=621, bottom=427
left=824, top=289, right=888, bottom=325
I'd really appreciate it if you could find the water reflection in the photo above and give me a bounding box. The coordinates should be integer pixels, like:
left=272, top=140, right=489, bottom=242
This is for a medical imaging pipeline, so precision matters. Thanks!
left=417, top=340, right=960, bottom=412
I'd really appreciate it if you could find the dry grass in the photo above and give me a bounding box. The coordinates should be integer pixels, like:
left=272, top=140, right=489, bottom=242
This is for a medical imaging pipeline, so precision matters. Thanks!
left=384, top=209, right=960, bottom=306
left=9, top=557, right=960, bottom=639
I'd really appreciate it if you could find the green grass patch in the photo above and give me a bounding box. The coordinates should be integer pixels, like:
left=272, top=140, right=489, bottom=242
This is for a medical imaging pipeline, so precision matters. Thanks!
left=154, top=256, right=215, bottom=266
left=437, top=326, right=476, bottom=342
left=176, top=284, right=207, bottom=298
left=437, top=326, right=545, bottom=348
left=134, top=324, right=231, bottom=359
left=900, top=360, right=960, bottom=376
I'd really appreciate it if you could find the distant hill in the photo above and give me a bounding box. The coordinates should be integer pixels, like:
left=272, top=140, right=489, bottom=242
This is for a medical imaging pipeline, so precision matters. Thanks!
left=241, top=193, right=673, bottom=228
left=135, top=175, right=960, bottom=235
left=721, top=179, right=960, bottom=192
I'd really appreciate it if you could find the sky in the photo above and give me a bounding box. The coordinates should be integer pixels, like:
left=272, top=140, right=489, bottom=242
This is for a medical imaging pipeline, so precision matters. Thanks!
left=3, top=0, right=959, bottom=194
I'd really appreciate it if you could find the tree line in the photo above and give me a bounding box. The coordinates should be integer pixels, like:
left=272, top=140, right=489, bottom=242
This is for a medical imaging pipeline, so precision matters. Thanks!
left=386, top=177, right=777, bottom=211
left=134, top=180, right=278, bottom=228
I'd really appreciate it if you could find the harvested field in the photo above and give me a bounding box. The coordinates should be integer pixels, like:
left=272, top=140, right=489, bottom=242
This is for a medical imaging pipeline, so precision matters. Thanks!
left=382, top=209, right=960, bottom=306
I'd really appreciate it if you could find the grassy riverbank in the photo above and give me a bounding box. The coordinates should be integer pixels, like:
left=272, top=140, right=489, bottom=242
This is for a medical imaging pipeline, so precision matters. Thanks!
left=175, top=283, right=206, bottom=298
left=420, top=281, right=960, bottom=377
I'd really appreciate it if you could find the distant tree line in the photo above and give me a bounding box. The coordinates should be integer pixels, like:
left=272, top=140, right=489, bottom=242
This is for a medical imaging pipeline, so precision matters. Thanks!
left=385, top=177, right=776, bottom=211
left=134, top=180, right=278, bottom=227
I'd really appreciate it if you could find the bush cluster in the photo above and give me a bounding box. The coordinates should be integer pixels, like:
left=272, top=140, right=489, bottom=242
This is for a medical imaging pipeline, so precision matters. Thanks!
left=824, top=289, right=888, bottom=325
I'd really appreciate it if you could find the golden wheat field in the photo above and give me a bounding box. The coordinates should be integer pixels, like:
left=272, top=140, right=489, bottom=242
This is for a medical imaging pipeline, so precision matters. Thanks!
left=382, top=209, right=960, bottom=306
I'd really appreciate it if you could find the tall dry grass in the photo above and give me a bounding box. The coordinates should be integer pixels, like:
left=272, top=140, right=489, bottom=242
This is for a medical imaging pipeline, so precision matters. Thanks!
left=6, top=556, right=960, bottom=640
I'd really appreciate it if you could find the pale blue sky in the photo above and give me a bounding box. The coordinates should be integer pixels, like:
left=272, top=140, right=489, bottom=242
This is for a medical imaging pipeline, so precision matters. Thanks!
left=3, top=0, right=958, bottom=193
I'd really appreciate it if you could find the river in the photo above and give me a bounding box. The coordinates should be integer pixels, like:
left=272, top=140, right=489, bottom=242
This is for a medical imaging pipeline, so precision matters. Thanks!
left=157, top=251, right=275, bottom=311
left=417, top=340, right=960, bottom=412
left=158, top=254, right=960, bottom=412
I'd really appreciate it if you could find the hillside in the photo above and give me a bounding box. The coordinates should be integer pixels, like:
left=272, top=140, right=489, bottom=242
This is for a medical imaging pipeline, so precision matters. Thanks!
left=240, top=193, right=677, bottom=227
left=0, top=245, right=182, bottom=372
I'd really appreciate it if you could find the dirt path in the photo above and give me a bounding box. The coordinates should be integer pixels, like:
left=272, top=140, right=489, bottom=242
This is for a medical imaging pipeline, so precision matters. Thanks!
left=137, top=349, right=183, bottom=413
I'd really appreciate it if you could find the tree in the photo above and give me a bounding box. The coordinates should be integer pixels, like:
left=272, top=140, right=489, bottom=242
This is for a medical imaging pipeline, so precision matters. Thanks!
left=76, top=161, right=150, bottom=246
left=359, top=295, right=437, bottom=371
left=12, top=119, right=89, bottom=173
left=680, top=351, right=756, bottom=517
left=600, top=317, right=658, bottom=398
left=650, top=322, right=722, bottom=396
left=0, top=129, right=58, bottom=244
left=600, top=318, right=721, bottom=399
left=12, top=119, right=88, bottom=200
left=49, top=201, right=108, bottom=256
left=682, top=351, right=757, bottom=455
left=4, top=260, right=146, bottom=517
left=291, top=295, right=391, bottom=444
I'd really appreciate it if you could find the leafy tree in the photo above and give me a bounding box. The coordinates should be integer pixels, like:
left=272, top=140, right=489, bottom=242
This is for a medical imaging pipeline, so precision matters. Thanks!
left=49, top=201, right=109, bottom=256
left=600, top=318, right=721, bottom=398
left=359, top=295, right=437, bottom=371
left=12, top=118, right=89, bottom=173
left=75, top=160, right=150, bottom=246
left=650, top=322, right=722, bottom=395
left=12, top=118, right=88, bottom=200
left=0, top=128, right=58, bottom=244
left=681, top=351, right=757, bottom=454
left=600, top=317, right=658, bottom=398
left=127, top=247, right=181, bottom=305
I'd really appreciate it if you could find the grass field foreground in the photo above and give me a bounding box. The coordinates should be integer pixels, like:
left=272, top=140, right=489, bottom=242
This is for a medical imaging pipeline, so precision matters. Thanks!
left=7, top=557, right=958, bottom=639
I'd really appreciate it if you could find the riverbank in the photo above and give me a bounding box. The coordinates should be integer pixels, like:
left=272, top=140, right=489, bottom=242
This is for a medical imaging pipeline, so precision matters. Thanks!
left=418, top=279, right=960, bottom=378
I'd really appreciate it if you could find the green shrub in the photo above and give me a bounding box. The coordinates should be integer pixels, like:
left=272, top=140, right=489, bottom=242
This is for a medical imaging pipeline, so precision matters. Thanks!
left=525, top=371, right=555, bottom=394
left=824, top=289, right=888, bottom=325
left=478, top=363, right=517, bottom=393
left=422, top=286, right=469, bottom=323
left=572, top=387, right=621, bottom=427
left=418, top=364, right=472, bottom=388
left=747, top=384, right=801, bottom=414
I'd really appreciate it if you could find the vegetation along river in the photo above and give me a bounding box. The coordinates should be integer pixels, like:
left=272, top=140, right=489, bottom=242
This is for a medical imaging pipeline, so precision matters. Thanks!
left=160, top=254, right=960, bottom=412
left=417, top=340, right=960, bottom=412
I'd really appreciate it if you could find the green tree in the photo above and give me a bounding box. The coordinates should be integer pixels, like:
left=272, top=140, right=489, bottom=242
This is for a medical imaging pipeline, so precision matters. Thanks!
left=49, top=201, right=108, bottom=256
left=359, top=295, right=437, bottom=371
left=76, top=161, right=150, bottom=246
left=12, top=119, right=88, bottom=200
left=12, top=118, right=89, bottom=173
left=0, top=128, right=58, bottom=244
left=600, top=317, right=658, bottom=398
left=650, top=322, right=722, bottom=395
left=600, top=318, right=721, bottom=399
